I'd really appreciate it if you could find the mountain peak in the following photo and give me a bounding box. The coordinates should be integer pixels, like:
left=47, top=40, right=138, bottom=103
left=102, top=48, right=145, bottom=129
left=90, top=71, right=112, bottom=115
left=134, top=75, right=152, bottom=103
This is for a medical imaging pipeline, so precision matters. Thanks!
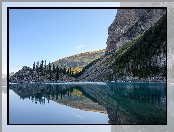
left=106, top=9, right=166, bottom=53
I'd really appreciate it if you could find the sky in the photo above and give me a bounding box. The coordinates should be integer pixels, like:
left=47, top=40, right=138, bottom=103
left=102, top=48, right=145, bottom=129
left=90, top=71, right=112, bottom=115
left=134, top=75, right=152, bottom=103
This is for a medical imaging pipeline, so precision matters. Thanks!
left=2, top=3, right=120, bottom=131
left=9, top=8, right=117, bottom=73
left=3, top=2, right=117, bottom=132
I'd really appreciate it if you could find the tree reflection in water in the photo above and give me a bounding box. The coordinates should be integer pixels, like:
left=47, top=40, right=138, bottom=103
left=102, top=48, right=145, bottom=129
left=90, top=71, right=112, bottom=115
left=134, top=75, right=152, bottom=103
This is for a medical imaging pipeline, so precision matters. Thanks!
left=9, top=82, right=166, bottom=124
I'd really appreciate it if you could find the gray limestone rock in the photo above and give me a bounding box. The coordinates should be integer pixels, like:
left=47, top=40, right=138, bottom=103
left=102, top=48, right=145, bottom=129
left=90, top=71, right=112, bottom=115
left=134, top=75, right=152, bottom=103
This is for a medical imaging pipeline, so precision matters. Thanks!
left=106, top=9, right=166, bottom=53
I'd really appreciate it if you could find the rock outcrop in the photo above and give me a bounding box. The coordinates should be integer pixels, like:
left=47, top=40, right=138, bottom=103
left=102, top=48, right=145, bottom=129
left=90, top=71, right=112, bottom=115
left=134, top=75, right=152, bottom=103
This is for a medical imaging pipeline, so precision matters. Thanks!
left=106, top=9, right=166, bottom=53
left=77, top=11, right=166, bottom=82
left=9, top=66, right=76, bottom=83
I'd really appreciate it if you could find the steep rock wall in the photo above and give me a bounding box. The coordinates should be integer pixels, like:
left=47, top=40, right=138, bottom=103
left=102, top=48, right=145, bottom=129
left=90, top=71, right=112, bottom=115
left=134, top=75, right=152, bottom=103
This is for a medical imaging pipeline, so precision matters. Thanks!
left=106, top=9, right=166, bottom=53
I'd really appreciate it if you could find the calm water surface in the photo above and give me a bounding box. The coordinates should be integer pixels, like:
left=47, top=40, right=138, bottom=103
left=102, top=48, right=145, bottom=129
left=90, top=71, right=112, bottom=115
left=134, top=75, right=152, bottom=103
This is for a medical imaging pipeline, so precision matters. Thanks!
left=9, top=82, right=166, bottom=124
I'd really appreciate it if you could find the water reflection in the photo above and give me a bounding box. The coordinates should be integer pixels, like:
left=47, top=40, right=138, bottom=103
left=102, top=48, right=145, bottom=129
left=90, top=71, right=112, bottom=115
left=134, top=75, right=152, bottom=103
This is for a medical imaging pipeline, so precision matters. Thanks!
left=9, top=82, right=166, bottom=124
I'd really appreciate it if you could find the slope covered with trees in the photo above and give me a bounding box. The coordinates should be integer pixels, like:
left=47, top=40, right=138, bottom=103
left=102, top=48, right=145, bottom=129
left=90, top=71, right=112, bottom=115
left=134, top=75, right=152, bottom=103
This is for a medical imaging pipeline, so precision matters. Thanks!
left=110, top=14, right=166, bottom=81
left=9, top=10, right=166, bottom=83
left=76, top=13, right=166, bottom=82
left=51, top=50, right=105, bottom=68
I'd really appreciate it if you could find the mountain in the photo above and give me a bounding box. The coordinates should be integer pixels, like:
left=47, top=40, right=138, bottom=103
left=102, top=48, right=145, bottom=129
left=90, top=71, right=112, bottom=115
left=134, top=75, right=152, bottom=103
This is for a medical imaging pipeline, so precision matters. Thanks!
left=9, top=9, right=166, bottom=83
left=9, top=50, right=105, bottom=83
left=77, top=9, right=166, bottom=82
left=51, top=49, right=105, bottom=68
left=106, top=9, right=166, bottom=53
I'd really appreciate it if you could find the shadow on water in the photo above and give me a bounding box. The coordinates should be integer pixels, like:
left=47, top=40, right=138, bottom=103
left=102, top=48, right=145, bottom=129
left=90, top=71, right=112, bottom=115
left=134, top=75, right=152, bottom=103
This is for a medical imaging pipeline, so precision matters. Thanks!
left=9, top=82, right=166, bottom=124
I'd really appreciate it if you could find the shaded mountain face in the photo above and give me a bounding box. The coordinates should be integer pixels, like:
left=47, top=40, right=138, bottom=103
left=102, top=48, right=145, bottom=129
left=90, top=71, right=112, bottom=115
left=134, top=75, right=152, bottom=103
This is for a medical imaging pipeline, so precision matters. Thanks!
left=78, top=12, right=166, bottom=82
left=106, top=9, right=166, bottom=53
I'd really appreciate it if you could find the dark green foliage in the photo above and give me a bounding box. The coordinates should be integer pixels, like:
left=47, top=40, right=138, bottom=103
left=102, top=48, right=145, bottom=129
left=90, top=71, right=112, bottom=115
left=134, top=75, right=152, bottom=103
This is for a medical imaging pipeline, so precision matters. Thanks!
left=110, top=14, right=167, bottom=79
left=36, top=61, right=39, bottom=73
left=63, top=66, right=66, bottom=74
left=56, top=66, right=59, bottom=80
left=48, top=62, right=52, bottom=81
left=33, top=62, right=35, bottom=70
left=45, top=60, right=47, bottom=71
left=40, top=60, right=44, bottom=75
left=69, top=67, right=72, bottom=76
left=53, top=64, right=56, bottom=74
left=67, top=68, right=70, bottom=74
left=71, top=71, right=74, bottom=76
left=27, top=14, right=166, bottom=82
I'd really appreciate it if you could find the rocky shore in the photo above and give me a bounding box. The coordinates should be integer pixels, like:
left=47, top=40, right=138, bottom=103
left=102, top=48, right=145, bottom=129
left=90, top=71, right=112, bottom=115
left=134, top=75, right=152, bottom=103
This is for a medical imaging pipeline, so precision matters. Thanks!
left=9, top=66, right=77, bottom=83
left=109, top=76, right=166, bottom=83
left=9, top=66, right=166, bottom=83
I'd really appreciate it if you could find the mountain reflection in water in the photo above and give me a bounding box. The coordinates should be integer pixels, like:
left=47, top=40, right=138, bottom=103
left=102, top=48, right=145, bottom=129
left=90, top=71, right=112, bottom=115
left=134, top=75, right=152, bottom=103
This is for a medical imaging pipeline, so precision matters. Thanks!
left=9, top=82, right=166, bottom=124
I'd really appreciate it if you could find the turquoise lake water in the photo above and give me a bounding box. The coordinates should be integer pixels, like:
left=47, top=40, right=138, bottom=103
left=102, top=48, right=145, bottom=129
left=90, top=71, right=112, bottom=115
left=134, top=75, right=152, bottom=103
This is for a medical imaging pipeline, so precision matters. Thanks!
left=9, top=82, right=166, bottom=124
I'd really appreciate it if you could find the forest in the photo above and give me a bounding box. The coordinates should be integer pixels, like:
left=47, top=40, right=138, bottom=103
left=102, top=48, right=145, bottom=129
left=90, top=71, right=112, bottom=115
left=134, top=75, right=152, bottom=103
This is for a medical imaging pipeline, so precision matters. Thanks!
left=110, top=14, right=166, bottom=80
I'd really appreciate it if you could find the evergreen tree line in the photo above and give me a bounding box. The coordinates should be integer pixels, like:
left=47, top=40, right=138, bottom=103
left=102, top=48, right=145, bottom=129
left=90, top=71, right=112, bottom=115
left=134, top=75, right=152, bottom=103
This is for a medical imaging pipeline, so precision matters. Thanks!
left=111, top=14, right=167, bottom=79
left=32, top=60, right=74, bottom=81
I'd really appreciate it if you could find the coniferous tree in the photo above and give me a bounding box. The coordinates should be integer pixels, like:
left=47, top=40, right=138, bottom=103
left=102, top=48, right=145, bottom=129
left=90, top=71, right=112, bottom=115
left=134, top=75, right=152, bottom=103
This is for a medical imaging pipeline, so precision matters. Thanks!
left=67, top=68, right=70, bottom=74
left=36, top=61, right=39, bottom=73
left=40, top=60, right=44, bottom=75
left=71, top=71, right=74, bottom=76
left=33, top=62, right=35, bottom=70
left=44, top=60, right=47, bottom=78
left=63, top=66, right=66, bottom=74
left=69, top=67, right=72, bottom=76
left=48, top=62, right=52, bottom=81
left=45, top=60, right=47, bottom=71
left=59, top=68, right=61, bottom=74
left=53, top=64, right=56, bottom=74
left=56, top=66, right=59, bottom=81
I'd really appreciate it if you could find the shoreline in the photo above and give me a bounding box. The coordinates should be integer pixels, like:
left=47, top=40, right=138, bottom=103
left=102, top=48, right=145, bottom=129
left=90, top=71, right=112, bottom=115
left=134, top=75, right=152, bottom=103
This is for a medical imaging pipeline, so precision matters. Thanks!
left=9, top=81, right=166, bottom=84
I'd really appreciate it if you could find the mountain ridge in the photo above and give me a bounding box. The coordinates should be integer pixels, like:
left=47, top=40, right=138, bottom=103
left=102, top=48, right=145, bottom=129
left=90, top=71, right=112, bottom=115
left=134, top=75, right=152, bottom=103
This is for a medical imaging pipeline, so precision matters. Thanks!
left=106, top=9, right=166, bottom=53
left=76, top=12, right=166, bottom=82
left=9, top=9, right=166, bottom=83
left=51, top=49, right=105, bottom=69
left=57, top=49, right=105, bottom=60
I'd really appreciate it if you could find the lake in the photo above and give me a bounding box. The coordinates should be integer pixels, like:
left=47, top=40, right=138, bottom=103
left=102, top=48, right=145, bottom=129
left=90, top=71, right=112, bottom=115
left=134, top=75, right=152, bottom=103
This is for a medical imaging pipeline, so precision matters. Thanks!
left=9, top=82, right=166, bottom=124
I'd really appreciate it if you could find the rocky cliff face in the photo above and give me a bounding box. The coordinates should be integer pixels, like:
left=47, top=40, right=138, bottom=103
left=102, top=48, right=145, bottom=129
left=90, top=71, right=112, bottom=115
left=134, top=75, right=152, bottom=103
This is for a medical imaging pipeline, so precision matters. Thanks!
left=106, top=9, right=139, bottom=52
left=77, top=12, right=166, bottom=82
left=106, top=9, right=166, bottom=53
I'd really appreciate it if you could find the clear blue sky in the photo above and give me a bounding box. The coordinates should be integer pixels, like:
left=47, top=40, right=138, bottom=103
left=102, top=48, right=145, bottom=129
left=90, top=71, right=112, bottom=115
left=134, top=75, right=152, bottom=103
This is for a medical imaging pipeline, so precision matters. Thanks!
left=9, top=9, right=117, bottom=73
